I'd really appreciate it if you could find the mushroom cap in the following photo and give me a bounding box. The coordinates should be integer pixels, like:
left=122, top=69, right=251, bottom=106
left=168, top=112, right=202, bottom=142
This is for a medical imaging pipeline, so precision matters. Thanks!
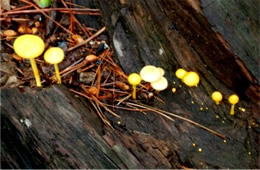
left=151, top=77, right=168, bottom=91
left=182, top=71, right=200, bottom=87
left=13, top=34, right=45, bottom=59
left=140, top=65, right=161, bottom=82
left=157, top=67, right=165, bottom=76
left=175, top=68, right=187, bottom=79
left=211, top=91, right=223, bottom=102
left=44, top=47, right=64, bottom=64
left=228, top=94, right=239, bottom=104
left=128, top=73, right=142, bottom=86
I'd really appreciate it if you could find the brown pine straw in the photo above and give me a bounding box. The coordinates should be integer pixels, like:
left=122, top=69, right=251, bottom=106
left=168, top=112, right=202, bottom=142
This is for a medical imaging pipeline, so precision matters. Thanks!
left=69, top=89, right=120, bottom=118
left=125, top=102, right=225, bottom=139
left=68, top=26, right=106, bottom=51
left=19, top=0, right=74, bottom=35
left=0, top=8, right=101, bottom=16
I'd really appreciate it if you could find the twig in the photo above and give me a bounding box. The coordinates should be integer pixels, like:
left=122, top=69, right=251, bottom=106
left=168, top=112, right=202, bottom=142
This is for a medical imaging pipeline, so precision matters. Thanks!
left=92, top=96, right=121, bottom=118
left=80, top=64, right=95, bottom=72
left=60, top=0, right=88, bottom=36
left=19, top=0, right=74, bottom=35
left=1, top=8, right=101, bottom=16
left=68, top=26, right=106, bottom=52
left=69, top=89, right=120, bottom=118
left=103, top=103, right=149, bottom=112
left=65, top=1, right=88, bottom=8
left=89, top=100, right=112, bottom=128
left=117, top=94, right=132, bottom=106
left=126, top=102, right=225, bottom=139
left=0, top=18, right=30, bottom=21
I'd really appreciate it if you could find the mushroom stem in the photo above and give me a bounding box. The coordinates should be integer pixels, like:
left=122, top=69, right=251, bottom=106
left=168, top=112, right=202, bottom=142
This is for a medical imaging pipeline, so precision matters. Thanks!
left=30, top=58, right=41, bottom=87
left=132, top=85, right=137, bottom=100
left=216, top=101, right=220, bottom=105
left=230, top=104, right=235, bottom=115
left=54, top=63, right=61, bottom=84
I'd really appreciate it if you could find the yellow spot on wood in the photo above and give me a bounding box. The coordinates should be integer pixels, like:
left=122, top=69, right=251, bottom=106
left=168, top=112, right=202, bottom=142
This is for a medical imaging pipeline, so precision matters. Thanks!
left=192, top=143, right=196, bottom=147
left=205, top=107, right=208, bottom=110
left=224, top=140, right=227, bottom=143
left=222, top=120, right=225, bottom=124
left=198, top=148, right=202, bottom=152
left=117, top=121, right=121, bottom=125
left=172, top=88, right=176, bottom=93
left=248, top=152, right=251, bottom=155
left=191, top=101, right=194, bottom=104
left=179, top=84, right=182, bottom=88
left=248, top=126, right=251, bottom=129
left=238, top=107, right=246, bottom=112
left=200, top=107, right=203, bottom=111
left=216, top=115, right=219, bottom=119
left=173, top=81, right=176, bottom=84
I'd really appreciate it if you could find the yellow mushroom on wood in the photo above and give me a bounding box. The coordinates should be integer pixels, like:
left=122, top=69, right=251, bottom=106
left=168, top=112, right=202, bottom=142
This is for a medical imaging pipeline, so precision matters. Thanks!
left=228, top=94, right=239, bottom=115
left=128, top=73, right=142, bottom=99
left=44, top=47, right=65, bottom=84
left=13, top=34, right=45, bottom=87
left=211, top=91, right=223, bottom=105
left=175, top=68, right=187, bottom=79
left=182, top=71, right=200, bottom=87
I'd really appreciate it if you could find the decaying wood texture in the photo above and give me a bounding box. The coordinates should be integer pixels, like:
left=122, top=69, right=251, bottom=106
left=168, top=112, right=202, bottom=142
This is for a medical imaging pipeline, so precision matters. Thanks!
left=1, top=0, right=259, bottom=169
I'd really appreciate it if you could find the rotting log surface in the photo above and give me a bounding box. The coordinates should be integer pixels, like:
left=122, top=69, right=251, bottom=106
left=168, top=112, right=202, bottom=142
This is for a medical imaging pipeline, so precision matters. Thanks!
left=1, top=0, right=260, bottom=169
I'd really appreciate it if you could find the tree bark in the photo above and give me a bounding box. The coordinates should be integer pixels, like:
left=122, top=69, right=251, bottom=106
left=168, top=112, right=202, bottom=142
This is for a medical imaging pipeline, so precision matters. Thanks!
left=1, top=0, right=259, bottom=169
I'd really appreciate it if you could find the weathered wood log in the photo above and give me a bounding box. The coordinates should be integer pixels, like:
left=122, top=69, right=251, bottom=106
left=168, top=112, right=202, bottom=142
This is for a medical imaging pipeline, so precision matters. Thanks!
left=1, top=0, right=259, bottom=169
left=78, top=0, right=259, bottom=168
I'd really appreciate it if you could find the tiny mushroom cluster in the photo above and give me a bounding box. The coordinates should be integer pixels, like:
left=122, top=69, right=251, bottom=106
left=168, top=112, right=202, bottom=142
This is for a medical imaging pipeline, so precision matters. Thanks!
left=128, top=65, right=168, bottom=99
left=140, top=65, right=168, bottom=91
left=13, top=34, right=65, bottom=87
left=175, top=68, right=200, bottom=87
left=211, top=91, right=239, bottom=115
left=211, top=91, right=240, bottom=116
left=175, top=68, right=240, bottom=116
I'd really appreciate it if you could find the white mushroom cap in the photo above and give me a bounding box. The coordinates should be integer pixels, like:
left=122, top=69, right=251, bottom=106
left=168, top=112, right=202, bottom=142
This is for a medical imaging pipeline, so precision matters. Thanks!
left=157, top=67, right=165, bottom=76
left=140, top=65, right=161, bottom=82
left=151, top=77, right=168, bottom=91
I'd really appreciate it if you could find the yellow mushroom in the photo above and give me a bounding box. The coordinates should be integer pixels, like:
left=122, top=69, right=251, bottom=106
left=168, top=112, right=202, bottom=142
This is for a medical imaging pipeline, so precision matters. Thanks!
left=44, top=47, right=64, bottom=84
left=13, top=34, right=45, bottom=87
left=175, top=68, right=187, bottom=79
left=211, top=91, right=223, bottom=105
left=140, top=65, right=161, bottom=83
left=228, top=94, right=239, bottom=115
left=182, top=71, right=200, bottom=87
left=128, top=73, right=142, bottom=99
left=151, top=77, right=168, bottom=91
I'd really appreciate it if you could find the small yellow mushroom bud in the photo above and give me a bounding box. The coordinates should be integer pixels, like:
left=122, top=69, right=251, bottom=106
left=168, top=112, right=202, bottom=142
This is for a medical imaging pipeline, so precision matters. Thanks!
left=182, top=71, right=200, bottom=87
left=228, top=94, right=239, bottom=115
left=44, top=47, right=65, bottom=84
left=128, top=73, right=142, bottom=99
left=211, top=91, right=223, bottom=105
left=175, top=68, right=187, bottom=79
